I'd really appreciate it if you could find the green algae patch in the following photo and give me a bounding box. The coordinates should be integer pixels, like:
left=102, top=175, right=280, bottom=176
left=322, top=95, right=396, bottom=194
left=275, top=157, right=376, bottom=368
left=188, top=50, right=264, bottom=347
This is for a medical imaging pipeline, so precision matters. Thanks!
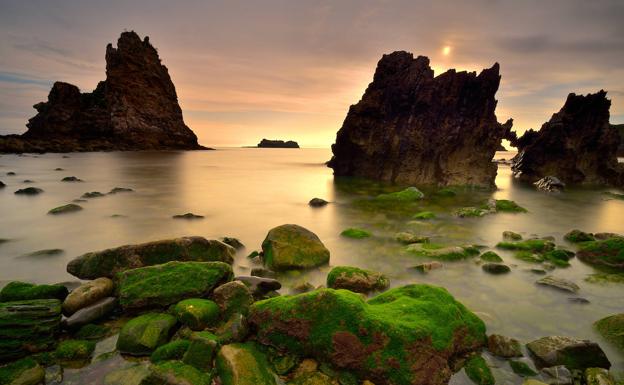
left=75, top=323, right=109, bottom=340
left=0, top=281, right=68, bottom=302
left=496, top=239, right=555, bottom=253
left=509, top=360, right=537, bottom=377
left=172, top=298, right=220, bottom=330
left=494, top=199, right=527, bottom=213
left=413, top=211, right=436, bottom=220
left=216, top=342, right=277, bottom=385
left=249, top=285, right=486, bottom=385
left=116, top=261, right=233, bottom=310
left=594, top=313, right=624, bottom=353
left=116, top=312, right=178, bottom=355
left=326, top=266, right=389, bottom=293
left=340, top=228, right=372, bottom=239
left=435, top=188, right=457, bottom=197
left=464, top=355, right=494, bottom=385
left=54, top=339, right=95, bottom=360
left=262, top=224, right=330, bottom=271
left=577, top=237, right=624, bottom=270
left=406, top=243, right=480, bottom=261
left=151, top=339, right=191, bottom=362
left=375, top=187, right=424, bottom=202
left=0, top=357, right=45, bottom=385
left=564, top=229, right=595, bottom=243
left=585, top=273, right=624, bottom=284
left=480, top=251, right=503, bottom=263
left=150, top=360, right=212, bottom=385
left=182, top=331, right=219, bottom=371
left=454, top=207, right=489, bottom=218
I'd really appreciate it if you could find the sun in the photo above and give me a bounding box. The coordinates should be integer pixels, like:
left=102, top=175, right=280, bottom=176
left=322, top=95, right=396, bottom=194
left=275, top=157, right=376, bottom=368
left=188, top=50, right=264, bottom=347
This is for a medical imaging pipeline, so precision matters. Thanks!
left=442, top=46, right=451, bottom=56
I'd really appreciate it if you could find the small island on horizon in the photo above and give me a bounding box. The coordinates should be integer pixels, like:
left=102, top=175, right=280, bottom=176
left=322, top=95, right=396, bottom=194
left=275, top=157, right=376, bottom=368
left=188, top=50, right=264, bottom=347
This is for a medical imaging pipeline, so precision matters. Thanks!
left=256, top=139, right=300, bottom=148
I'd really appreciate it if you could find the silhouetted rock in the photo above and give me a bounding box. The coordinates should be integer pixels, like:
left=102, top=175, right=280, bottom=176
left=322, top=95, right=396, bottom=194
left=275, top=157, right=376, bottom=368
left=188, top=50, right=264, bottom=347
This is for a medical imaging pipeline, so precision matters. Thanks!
left=512, top=91, right=624, bottom=186
left=0, top=31, right=208, bottom=153
left=257, top=139, right=299, bottom=148
left=328, top=51, right=512, bottom=188
left=615, top=124, right=624, bottom=157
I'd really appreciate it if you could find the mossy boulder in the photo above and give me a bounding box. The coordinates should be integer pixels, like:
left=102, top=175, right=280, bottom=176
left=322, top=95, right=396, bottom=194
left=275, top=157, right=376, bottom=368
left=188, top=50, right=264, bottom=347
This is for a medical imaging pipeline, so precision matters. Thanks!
left=116, top=261, right=233, bottom=310
left=116, top=313, right=178, bottom=355
left=54, top=339, right=95, bottom=361
left=249, top=285, right=486, bottom=385
left=74, top=323, right=109, bottom=340
left=151, top=340, right=191, bottom=363
left=482, top=263, right=510, bottom=275
left=0, top=299, right=62, bottom=361
left=577, top=237, right=624, bottom=270
left=406, top=243, right=480, bottom=261
left=454, top=207, right=489, bottom=218
left=172, top=298, right=220, bottom=330
left=494, top=199, right=527, bottom=213
left=413, top=211, right=435, bottom=220
left=464, top=355, right=494, bottom=385
left=48, top=203, right=83, bottom=215
left=594, top=313, right=624, bottom=353
left=67, top=237, right=235, bottom=279
left=509, top=360, right=537, bottom=377
left=480, top=251, right=502, bottom=263
left=564, top=229, right=595, bottom=243
left=213, top=281, right=254, bottom=319
left=502, top=231, right=522, bottom=241
left=326, top=266, right=389, bottom=293
left=0, top=281, right=68, bottom=302
left=182, top=331, right=219, bottom=371
left=62, top=277, right=114, bottom=315
left=216, top=342, right=277, bottom=385
left=261, top=224, right=330, bottom=271
left=149, top=360, right=212, bottom=385
left=375, top=187, right=424, bottom=202
left=340, top=228, right=371, bottom=239
left=394, top=232, right=428, bottom=244
left=0, top=357, right=45, bottom=385
left=526, top=336, right=610, bottom=370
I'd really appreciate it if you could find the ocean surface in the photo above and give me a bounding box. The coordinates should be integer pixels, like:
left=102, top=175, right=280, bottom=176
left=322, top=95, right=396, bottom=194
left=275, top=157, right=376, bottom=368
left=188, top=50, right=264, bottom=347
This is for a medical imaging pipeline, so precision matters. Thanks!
left=0, top=148, right=623, bottom=383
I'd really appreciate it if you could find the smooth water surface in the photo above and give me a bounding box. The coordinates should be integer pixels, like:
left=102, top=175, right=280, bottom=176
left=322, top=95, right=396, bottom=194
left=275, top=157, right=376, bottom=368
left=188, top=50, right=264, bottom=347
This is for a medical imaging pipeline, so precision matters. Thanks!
left=0, top=148, right=623, bottom=383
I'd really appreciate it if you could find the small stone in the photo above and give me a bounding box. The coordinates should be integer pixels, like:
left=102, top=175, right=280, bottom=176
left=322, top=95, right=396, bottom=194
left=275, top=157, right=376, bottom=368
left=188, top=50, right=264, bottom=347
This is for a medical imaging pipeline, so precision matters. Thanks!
left=63, top=297, right=117, bottom=329
left=340, top=227, right=371, bottom=239
left=108, top=187, right=134, bottom=194
left=250, top=268, right=276, bottom=278
left=235, top=276, right=282, bottom=298
left=395, top=232, right=428, bottom=244
left=482, top=263, right=511, bottom=274
left=61, top=176, right=83, bottom=182
left=568, top=297, right=590, bottom=304
left=487, top=334, right=522, bottom=358
left=309, top=198, right=329, bottom=207
left=503, top=231, right=523, bottom=241
left=410, top=261, right=443, bottom=273
left=172, top=212, right=204, bottom=219
left=48, top=203, right=83, bottom=215
left=82, top=191, right=105, bottom=198
left=536, top=276, right=580, bottom=293
left=14, top=187, right=43, bottom=195
left=526, top=336, right=610, bottom=370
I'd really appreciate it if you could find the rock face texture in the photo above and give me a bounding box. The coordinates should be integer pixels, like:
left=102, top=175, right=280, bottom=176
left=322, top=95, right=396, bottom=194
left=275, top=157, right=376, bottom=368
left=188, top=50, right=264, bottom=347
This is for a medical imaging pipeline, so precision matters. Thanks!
left=0, top=31, right=206, bottom=153
left=511, top=91, right=624, bottom=186
left=328, top=51, right=512, bottom=188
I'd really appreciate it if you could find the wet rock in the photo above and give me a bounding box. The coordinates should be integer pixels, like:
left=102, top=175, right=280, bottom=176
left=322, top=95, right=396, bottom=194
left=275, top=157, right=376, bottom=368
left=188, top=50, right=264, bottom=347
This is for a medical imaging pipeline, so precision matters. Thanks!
left=576, top=237, right=624, bottom=271
left=480, top=251, right=503, bottom=263
left=258, top=139, right=299, bottom=148
left=0, top=31, right=204, bottom=153
left=328, top=51, right=512, bottom=188
left=309, top=198, right=329, bottom=207
left=0, top=181, right=5, bottom=188
left=214, top=281, right=254, bottom=319
left=503, top=231, right=523, bottom=241
left=54, top=339, right=95, bottom=361
left=261, top=224, right=330, bottom=271
left=48, top=203, right=83, bottom=215
left=487, top=334, right=522, bottom=358
left=151, top=340, right=191, bottom=363
left=249, top=285, right=486, bottom=385
left=510, top=360, right=538, bottom=377
left=7, top=171, right=16, bottom=176
left=14, top=187, right=43, bottom=195
left=172, top=212, right=204, bottom=219
left=62, top=277, right=114, bottom=315
left=22, top=180, right=34, bottom=183
left=594, top=313, right=624, bottom=353
left=63, top=297, right=117, bottom=329
left=216, top=313, right=250, bottom=344
left=103, top=364, right=151, bottom=385
left=82, top=191, right=105, bottom=198
left=464, top=355, right=494, bottom=385
left=410, top=261, right=444, bottom=273
left=221, top=237, right=245, bottom=250
left=534, top=176, right=565, bottom=192
left=0, top=357, right=45, bottom=385
left=340, top=228, right=371, bottom=239
left=497, top=239, right=555, bottom=253
left=327, top=266, right=389, bottom=293
left=564, top=229, right=595, bottom=243
left=116, top=261, right=232, bottom=310
left=116, top=312, right=178, bottom=355
left=584, top=368, right=616, bottom=385
left=539, top=365, right=573, bottom=385
left=61, top=176, right=83, bottom=182
left=536, top=276, right=580, bottom=293
left=406, top=243, right=480, bottom=261
left=235, top=276, right=282, bottom=298
left=45, top=364, right=63, bottom=384
left=482, top=263, right=511, bottom=274
left=250, top=268, right=276, bottom=279
left=215, top=342, right=277, bottom=385
left=172, top=298, right=219, bottom=331
left=413, top=211, right=436, bottom=220
left=182, top=331, right=219, bottom=371
left=108, top=187, right=134, bottom=194
left=526, top=336, right=610, bottom=370
left=0, top=281, right=68, bottom=302
left=148, top=360, right=212, bottom=385
left=511, top=91, right=624, bottom=186
left=394, top=232, right=428, bottom=244
left=0, top=299, right=62, bottom=361
left=67, top=236, right=235, bottom=279
left=375, top=187, right=424, bottom=202
left=568, top=297, right=590, bottom=304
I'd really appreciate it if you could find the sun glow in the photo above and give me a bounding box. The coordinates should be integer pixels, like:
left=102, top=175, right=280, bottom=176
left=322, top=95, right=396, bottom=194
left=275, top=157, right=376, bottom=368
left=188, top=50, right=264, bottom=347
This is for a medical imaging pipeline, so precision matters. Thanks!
left=442, top=46, right=452, bottom=56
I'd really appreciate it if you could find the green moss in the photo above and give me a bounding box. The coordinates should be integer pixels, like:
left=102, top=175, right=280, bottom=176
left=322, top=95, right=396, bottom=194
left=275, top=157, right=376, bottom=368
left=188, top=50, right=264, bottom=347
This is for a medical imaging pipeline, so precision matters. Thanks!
left=326, top=266, right=389, bottom=293
left=54, top=339, right=95, bottom=360
left=150, top=360, right=212, bottom=385
left=564, top=229, right=595, bottom=243
left=0, top=281, right=68, bottom=301
left=48, top=203, right=83, bottom=215
left=407, top=243, right=479, bottom=261
left=594, top=313, right=624, bottom=352
left=435, top=188, right=457, bottom=197
left=454, top=207, right=488, bottom=217
left=413, top=211, right=436, bottom=220
left=542, top=249, right=574, bottom=267
left=496, top=239, right=555, bottom=253
left=509, top=360, right=537, bottom=377
left=503, top=231, right=523, bottom=241
left=577, top=237, right=624, bottom=268
left=464, top=355, right=494, bottom=385
left=480, top=251, right=503, bottom=263
left=0, top=357, right=44, bottom=385
left=375, top=187, right=424, bottom=202
left=513, top=251, right=543, bottom=263
left=340, top=228, right=372, bottom=239
left=216, top=342, right=277, bottom=385
left=151, top=339, right=191, bottom=362
left=75, top=324, right=109, bottom=340
left=182, top=331, right=219, bottom=371
left=585, top=273, right=624, bottom=284
left=116, top=313, right=178, bottom=355
left=268, top=349, right=300, bottom=375
left=494, top=199, right=527, bottom=213
left=172, top=298, right=220, bottom=330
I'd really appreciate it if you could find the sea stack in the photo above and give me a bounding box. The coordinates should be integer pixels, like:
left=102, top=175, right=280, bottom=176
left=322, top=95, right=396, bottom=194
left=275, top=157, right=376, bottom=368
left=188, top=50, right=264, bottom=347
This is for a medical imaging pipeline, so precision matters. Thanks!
left=511, top=91, right=624, bottom=186
left=0, top=31, right=205, bottom=153
left=328, top=51, right=512, bottom=188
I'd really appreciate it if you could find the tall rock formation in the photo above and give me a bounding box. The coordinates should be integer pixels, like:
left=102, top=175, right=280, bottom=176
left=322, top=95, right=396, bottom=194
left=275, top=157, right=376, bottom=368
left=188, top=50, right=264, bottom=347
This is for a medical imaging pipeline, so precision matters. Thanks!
left=0, top=31, right=206, bottom=152
left=511, top=91, right=624, bottom=186
left=328, top=51, right=512, bottom=188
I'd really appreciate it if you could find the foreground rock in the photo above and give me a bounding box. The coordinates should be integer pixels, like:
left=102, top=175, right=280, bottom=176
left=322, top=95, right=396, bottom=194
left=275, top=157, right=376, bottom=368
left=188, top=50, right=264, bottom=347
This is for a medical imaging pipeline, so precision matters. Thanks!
left=216, top=342, right=277, bottom=385
left=257, top=139, right=299, bottom=148
left=63, top=297, right=117, bottom=329
left=536, top=276, right=580, bottom=293
left=62, top=277, right=114, bottom=315
left=0, top=31, right=205, bottom=153
left=67, top=236, right=235, bottom=279
left=326, top=266, right=389, bottom=293
left=249, top=285, right=486, bottom=385
left=0, top=357, right=45, bottom=385
left=526, top=336, right=610, bottom=370
left=511, top=91, right=624, bottom=186
left=487, top=334, right=522, bottom=358
left=261, top=224, right=330, bottom=270
left=594, top=313, right=624, bottom=353
left=0, top=281, right=68, bottom=302
left=116, top=312, right=177, bottom=355
left=328, top=51, right=512, bottom=188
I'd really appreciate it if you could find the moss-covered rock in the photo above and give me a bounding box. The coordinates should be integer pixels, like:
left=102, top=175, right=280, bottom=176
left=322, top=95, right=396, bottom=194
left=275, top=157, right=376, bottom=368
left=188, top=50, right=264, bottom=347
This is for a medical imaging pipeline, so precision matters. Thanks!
left=502, top=231, right=522, bottom=241
left=213, top=281, right=254, bottom=319
left=182, top=331, right=219, bottom=371
left=375, top=187, right=424, bottom=202
left=288, top=370, right=335, bottom=385
left=494, top=199, right=527, bottom=213
left=249, top=285, right=486, bottom=385
left=482, top=263, right=510, bottom=274
left=584, top=368, right=616, bottom=385
left=151, top=340, right=191, bottom=363
left=496, top=239, right=555, bottom=253
left=74, top=323, right=109, bottom=340
left=48, top=203, right=83, bottom=215
left=526, top=336, right=610, bottom=370
left=326, top=266, right=389, bottom=294
left=62, top=277, right=114, bottom=315
left=464, top=355, right=494, bottom=385
left=67, top=237, right=235, bottom=279
left=14, top=187, right=43, bottom=195
left=594, top=313, right=624, bottom=353
left=149, top=360, right=212, bottom=385
left=435, top=188, right=457, bottom=197
left=116, top=261, right=233, bottom=310
left=0, top=357, right=45, bottom=385
left=216, top=342, right=277, bottom=385
left=480, top=251, right=503, bottom=263
left=0, top=299, right=62, bottom=361
left=116, top=313, right=178, bottom=355
left=406, top=243, right=480, bottom=261
left=0, top=281, right=68, bottom=302
left=536, top=276, right=580, bottom=293
left=410, top=261, right=444, bottom=273
left=585, top=273, right=624, bottom=284
left=509, top=360, right=537, bottom=377
left=340, top=228, right=371, bottom=239
left=577, top=237, right=624, bottom=270
left=487, top=334, right=522, bottom=358
left=172, top=298, right=220, bottom=331
left=216, top=313, right=250, bottom=344
left=261, top=224, right=330, bottom=271
left=54, top=339, right=95, bottom=360
left=454, top=207, right=489, bottom=218
left=564, top=229, right=595, bottom=243
left=413, top=211, right=436, bottom=220
left=394, top=232, right=428, bottom=244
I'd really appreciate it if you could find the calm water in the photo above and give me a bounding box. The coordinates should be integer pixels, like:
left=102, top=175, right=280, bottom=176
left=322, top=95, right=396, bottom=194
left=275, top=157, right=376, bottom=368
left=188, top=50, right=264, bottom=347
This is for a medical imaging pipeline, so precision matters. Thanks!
left=0, top=148, right=623, bottom=383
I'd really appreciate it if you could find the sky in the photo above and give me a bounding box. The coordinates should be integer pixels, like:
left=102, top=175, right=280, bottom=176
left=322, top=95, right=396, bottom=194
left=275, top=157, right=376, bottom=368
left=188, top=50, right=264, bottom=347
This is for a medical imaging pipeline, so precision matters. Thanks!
left=0, top=0, right=623, bottom=148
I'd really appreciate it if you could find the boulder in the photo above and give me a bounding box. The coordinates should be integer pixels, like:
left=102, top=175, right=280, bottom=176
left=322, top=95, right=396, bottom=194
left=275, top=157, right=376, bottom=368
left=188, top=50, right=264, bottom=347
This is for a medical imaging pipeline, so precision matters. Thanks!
left=261, top=224, right=330, bottom=270
left=249, top=285, right=486, bottom=385
left=0, top=357, right=45, bottom=385
left=594, top=313, right=624, bottom=353
left=116, top=313, right=178, bottom=355
left=328, top=51, right=512, bottom=188
left=326, top=266, right=389, bottom=293
left=151, top=340, right=191, bottom=363
left=213, top=281, right=254, bottom=319
left=67, top=236, right=235, bottom=279
left=62, top=277, right=114, bottom=315
left=0, top=281, right=68, bottom=302
left=482, top=263, right=511, bottom=274
left=14, top=187, right=43, bottom=195
left=215, top=342, right=277, bottom=385
left=172, top=298, right=220, bottom=331
left=487, top=334, right=522, bottom=358
left=463, top=355, right=494, bottom=385
left=526, top=336, right=610, bottom=370
left=182, top=331, right=219, bottom=371
left=564, top=229, right=595, bottom=243
left=0, top=299, right=62, bottom=361
left=48, top=203, right=83, bottom=215
left=63, top=297, right=117, bottom=329
left=534, top=176, right=565, bottom=192
left=235, top=276, right=282, bottom=298
left=576, top=237, right=624, bottom=271
left=54, top=339, right=95, bottom=361
left=116, top=261, right=233, bottom=310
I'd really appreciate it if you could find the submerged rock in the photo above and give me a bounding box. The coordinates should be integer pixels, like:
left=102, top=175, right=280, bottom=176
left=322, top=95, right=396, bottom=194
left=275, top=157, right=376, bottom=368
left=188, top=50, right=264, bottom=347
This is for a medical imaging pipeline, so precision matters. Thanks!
left=249, top=285, right=486, bottom=385
left=480, top=251, right=503, bottom=263
left=328, top=51, right=512, bottom=188
left=482, top=263, right=511, bottom=274
left=221, top=237, right=245, bottom=250
left=108, top=187, right=134, bottom=194
left=576, top=237, right=624, bottom=271
left=503, top=231, right=523, bottom=241
left=172, top=212, right=204, bottom=219
left=594, top=313, right=624, bottom=353
left=62, top=277, right=114, bottom=315
left=534, top=176, right=565, bottom=192
left=61, top=176, right=83, bottom=182
left=261, top=224, right=330, bottom=271
left=116, top=313, right=178, bottom=355
left=326, top=266, right=389, bottom=293
left=340, top=228, right=371, bottom=239
left=536, top=276, right=580, bottom=293
left=67, top=236, right=235, bottom=279
left=48, top=203, right=83, bottom=215
left=564, top=229, right=595, bottom=243
left=526, top=336, right=610, bottom=370
left=406, top=243, right=480, bottom=261
left=410, top=261, right=444, bottom=273
left=395, top=232, right=428, bottom=244
left=22, top=249, right=64, bottom=257
left=0, top=357, right=45, bottom=385
left=14, top=187, right=43, bottom=195
left=82, top=191, right=105, bottom=198
left=308, top=198, right=329, bottom=207
left=375, top=187, right=424, bottom=202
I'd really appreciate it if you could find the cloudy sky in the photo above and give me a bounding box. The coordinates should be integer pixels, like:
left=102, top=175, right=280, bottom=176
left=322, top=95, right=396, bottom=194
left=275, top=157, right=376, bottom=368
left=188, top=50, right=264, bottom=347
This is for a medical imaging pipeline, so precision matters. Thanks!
left=0, top=0, right=622, bottom=147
